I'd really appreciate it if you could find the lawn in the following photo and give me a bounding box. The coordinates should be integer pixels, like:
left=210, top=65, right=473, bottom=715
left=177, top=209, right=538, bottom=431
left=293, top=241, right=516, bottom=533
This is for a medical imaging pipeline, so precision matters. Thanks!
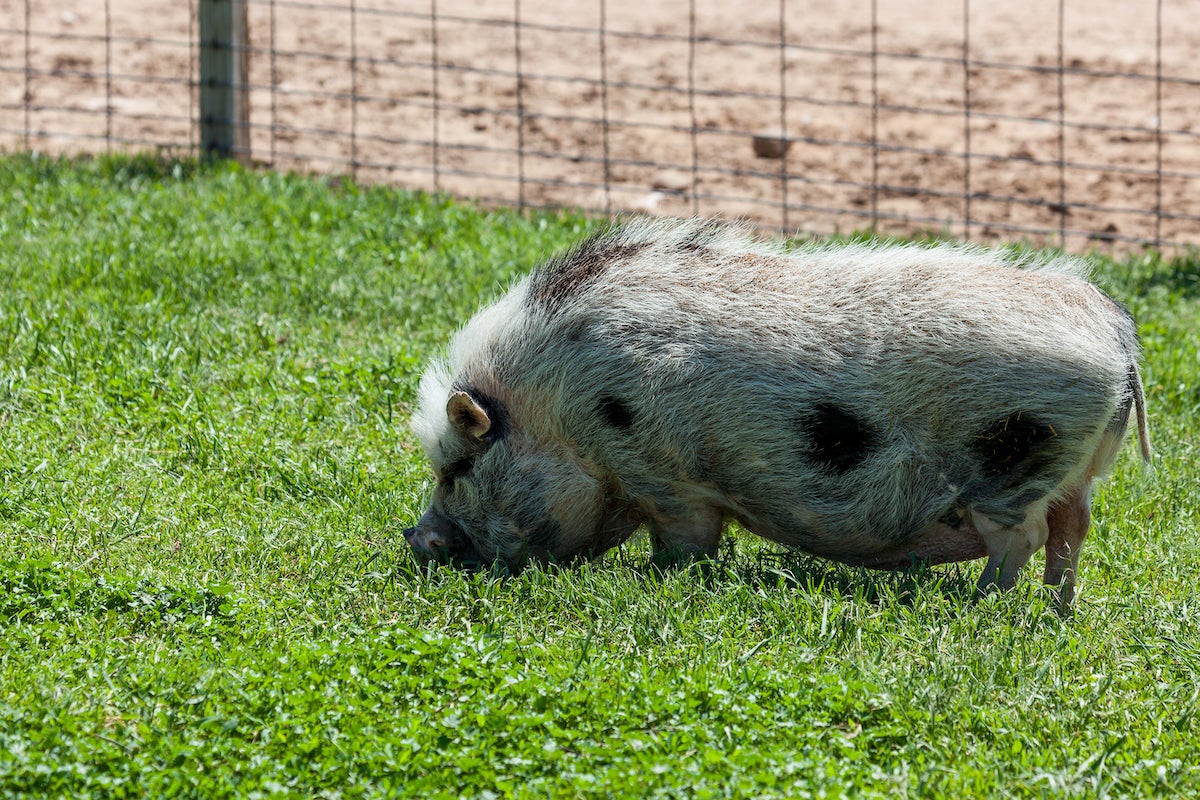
left=0, top=154, right=1197, bottom=798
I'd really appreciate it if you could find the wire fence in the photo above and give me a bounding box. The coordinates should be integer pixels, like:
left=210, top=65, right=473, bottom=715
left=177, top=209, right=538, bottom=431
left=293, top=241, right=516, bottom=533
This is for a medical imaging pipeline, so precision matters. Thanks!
left=3, top=0, right=1198, bottom=252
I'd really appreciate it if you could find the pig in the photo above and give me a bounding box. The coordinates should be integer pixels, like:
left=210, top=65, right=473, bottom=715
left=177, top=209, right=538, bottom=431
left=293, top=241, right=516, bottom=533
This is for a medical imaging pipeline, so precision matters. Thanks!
left=404, top=217, right=1151, bottom=610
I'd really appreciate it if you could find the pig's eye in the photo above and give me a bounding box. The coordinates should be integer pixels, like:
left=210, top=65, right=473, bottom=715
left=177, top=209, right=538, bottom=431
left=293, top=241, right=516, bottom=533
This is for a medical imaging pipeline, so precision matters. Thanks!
left=440, top=457, right=474, bottom=488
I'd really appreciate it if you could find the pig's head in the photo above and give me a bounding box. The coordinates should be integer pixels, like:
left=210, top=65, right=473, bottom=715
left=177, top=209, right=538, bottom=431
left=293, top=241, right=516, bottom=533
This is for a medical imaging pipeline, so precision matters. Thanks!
left=405, top=387, right=637, bottom=570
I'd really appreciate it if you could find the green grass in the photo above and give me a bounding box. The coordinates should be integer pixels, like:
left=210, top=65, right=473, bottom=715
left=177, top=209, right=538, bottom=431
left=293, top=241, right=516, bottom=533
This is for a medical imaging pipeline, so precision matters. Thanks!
left=1, top=153, right=1197, bottom=799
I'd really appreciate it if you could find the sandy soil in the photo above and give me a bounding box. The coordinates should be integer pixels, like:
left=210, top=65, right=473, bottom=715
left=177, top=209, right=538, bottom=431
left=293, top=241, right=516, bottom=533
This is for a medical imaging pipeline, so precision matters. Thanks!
left=3, top=0, right=1197, bottom=250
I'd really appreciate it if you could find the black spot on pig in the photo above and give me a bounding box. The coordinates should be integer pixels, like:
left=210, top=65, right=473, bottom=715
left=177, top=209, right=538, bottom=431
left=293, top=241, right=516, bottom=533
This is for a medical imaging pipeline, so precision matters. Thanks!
left=531, top=229, right=646, bottom=313
left=597, top=396, right=635, bottom=431
left=972, top=412, right=1058, bottom=483
left=798, top=403, right=878, bottom=474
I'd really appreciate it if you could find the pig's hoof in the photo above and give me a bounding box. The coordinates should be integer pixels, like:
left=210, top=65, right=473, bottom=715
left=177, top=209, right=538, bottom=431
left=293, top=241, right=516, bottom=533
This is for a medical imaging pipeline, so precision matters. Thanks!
left=1050, top=585, right=1077, bottom=617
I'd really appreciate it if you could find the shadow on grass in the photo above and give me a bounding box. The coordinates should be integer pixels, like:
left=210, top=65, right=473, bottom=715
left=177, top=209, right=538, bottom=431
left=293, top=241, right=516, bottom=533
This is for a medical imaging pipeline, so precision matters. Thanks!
left=676, top=548, right=984, bottom=609
left=381, top=534, right=983, bottom=611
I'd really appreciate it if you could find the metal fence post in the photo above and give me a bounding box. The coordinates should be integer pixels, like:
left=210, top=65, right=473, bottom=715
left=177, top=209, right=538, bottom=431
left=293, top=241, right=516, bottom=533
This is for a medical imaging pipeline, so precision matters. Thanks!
left=199, top=0, right=250, bottom=162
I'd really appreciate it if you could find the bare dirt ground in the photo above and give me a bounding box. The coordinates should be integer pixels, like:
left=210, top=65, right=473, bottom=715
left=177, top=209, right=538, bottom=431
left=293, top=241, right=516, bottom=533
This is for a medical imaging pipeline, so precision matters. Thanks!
left=3, top=0, right=1198, bottom=250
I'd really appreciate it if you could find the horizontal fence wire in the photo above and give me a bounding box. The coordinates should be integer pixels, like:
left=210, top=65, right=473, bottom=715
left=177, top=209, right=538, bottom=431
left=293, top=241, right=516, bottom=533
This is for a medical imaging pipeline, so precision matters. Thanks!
left=2, top=0, right=1197, bottom=252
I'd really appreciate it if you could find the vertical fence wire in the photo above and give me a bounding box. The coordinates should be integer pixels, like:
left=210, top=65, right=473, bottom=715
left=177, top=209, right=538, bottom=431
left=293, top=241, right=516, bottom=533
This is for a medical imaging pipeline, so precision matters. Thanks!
left=687, top=0, right=699, bottom=216
left=778, top=0, right=788, bottom=230
left=1056, top=0, right=1067, bottom=246
left=870, top=0, right=879, bottom=230
left=961, top=0, right=971, bottom=239
left=269, top=0, right=277, bottom=165
left=514, top=0, right=526, bottom=210
left=430, top=0, right=440, bottom=193
left=104, top=0, right=113, bottom=152
left=349, top=0, right=358, bottom=176
left=22, top=0, right=30, bottom=151
left=189, top=0, right=197, bottom=152
left=599, top=0, right=612, bottom=215
left=1154, top=0, right=1164, bottom=246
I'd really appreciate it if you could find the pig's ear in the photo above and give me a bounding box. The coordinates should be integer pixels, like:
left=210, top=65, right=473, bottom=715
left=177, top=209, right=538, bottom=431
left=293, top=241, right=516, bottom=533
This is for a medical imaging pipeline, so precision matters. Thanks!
left=446, top=391, right=492, bottom=440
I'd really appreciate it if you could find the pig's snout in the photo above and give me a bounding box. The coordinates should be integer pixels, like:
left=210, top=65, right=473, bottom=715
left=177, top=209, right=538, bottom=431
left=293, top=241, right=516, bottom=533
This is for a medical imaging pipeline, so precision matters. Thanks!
left=403, top=517, right=481, bottom=566
left=401, top=525, right=427, bottom=546
left=402, top=525, right=449, bottom=561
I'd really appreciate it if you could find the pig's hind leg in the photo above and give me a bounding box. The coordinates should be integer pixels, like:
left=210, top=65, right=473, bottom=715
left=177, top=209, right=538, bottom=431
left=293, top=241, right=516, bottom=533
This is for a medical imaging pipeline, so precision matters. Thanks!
left=1043, top=484, right=1091, bottom=613
left=1041, top=422, right=1130, bottom=612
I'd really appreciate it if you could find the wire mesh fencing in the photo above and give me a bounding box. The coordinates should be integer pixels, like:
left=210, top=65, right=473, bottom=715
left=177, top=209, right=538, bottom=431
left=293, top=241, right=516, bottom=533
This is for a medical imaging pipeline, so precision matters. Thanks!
left=3, top=0, right=1198, bottom=252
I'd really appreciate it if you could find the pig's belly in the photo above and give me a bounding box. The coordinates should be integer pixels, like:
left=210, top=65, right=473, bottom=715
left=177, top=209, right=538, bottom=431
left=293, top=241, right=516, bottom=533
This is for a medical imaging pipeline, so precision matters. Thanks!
left=761, top=520, right=987, bottom=569
left=834, top=523, right=988, bottom=569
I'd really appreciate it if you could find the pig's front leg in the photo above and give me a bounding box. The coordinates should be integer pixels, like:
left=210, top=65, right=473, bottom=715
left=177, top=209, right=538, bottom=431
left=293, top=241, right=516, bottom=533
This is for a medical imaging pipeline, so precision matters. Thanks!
left=648, top=506, right=724, bottom=565
left=972, top=500, right=1051, bottom=595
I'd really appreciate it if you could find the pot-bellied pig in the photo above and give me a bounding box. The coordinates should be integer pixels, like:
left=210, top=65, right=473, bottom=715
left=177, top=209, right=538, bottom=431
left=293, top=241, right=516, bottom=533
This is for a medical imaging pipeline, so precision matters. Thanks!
left=405, top=217, right=1151, bottom=609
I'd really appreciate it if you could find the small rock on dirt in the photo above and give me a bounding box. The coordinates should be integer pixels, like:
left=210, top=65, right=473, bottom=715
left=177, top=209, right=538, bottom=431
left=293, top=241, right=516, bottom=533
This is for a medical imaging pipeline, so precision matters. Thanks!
left=752, top=130, right=791, bottom=159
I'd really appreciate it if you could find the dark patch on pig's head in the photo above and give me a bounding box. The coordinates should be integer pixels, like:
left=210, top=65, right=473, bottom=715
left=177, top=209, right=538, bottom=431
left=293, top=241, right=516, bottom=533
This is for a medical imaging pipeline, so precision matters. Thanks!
left=797, top=403, right=878, bottom=474
left=597, top=395, right=635, bottom=431
left=439, top=456, right=475, bottom=487
left=971, top=411, right=1058, bottom=481
left=530, top=228, right=646, bottom=314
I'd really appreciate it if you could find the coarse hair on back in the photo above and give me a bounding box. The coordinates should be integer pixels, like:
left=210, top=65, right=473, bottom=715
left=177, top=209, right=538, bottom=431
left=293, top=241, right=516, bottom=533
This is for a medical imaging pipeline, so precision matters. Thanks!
left=530, top=216, right=1094, bottom=303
